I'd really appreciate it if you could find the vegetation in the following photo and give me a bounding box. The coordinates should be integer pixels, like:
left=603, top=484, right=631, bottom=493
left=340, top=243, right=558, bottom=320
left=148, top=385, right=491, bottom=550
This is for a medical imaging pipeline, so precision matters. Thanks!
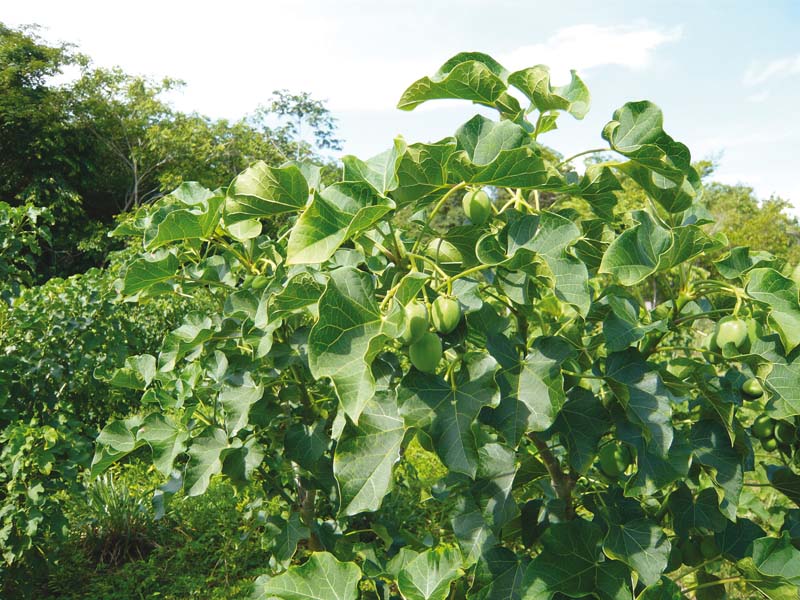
left=3, top=22, right=800, bottom=600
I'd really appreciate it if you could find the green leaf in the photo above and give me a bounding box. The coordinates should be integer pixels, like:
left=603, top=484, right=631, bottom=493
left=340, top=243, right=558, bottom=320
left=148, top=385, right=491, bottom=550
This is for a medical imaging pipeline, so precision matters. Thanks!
left=268, top=271, right=325, bottom=321
left=225, top=161, right=309, bottom=221
left=121, top=251, right=179, bottom=296
left=617, top=420, right=691, bottom=496
left=184, top=427, right=228, bottom=497
left=308, top=267, right=403, bottom=422
left=287, top=182, right=394, bottom=264
left=143, top=194, right=223, bottom=250
left=253, top=552, right=362, bottom=600
left=602, top=101, right=699, bottom=213
left=638, top=577, right=688, bottom=599
left=399, top=367, right=498, bottom=478
left=552, top=388, right=612, bottom=474
left=603, top=517, right=670, bottom=586
left=717, top=518, right=766, bottom=561
left=471, top=547, right=529, bottom=600
left=137, top=413, right=188, bottom=476
left=219, top=373, right=263, bottom=437
left=391, top=139, right=458, bottom=208
left=342, top=137, right=406, bottom=195
left=450, top=145, right=562, bottom=189
left=602, top=290, right=658, bottom=352
left=605, top=349, right=675, bottom=457
left=765, top=357, right=800, bottom=419
left=746, top=267, right=800, bottom=354
left=766, top=465, right=800, bottom=507
left=527, top=212, right=590, bottom=314
left=478, top=211, right=589, bottom=314
left=90, top=416, right=145, bottom=476
left=397, top=546, right=463, bottom=600
left=471, top=442, right=519, bottom=532
left=285, top=421, right=329, bottom=473
left=397, top=53, right=516, bottom=115
left=268, top=513, right=309, bottom=564
left=96, top=354, right=156, bottom=390
left=334, top=391, right=405, bottom=516
left=572, top=165, right=622, bottom=221
left=451, top=498, right=498, bottom=566
left=714, top=246, right=779, bottom=280
left=510, top=336, right=574, bottom=432
left=749, top=534, right=800, bottom=586
left=599, top=210, right=718, bottom=286
left=508, top=65, right=590, bottom=119
left=690, top=420, right=744, bottom=515
left=454, top=116, right=528, bottom=165
left=521, top=518, right=631, bottom=600
left=668, top=484, right=727, bottom=537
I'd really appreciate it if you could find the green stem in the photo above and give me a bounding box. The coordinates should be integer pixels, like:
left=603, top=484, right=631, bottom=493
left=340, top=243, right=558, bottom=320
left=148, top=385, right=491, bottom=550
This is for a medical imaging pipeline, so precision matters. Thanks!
left=683, top=576, right=742, bottom=593
left=438, top=263, right=494, bottom=291
left=675, top=557, right=720, bottom=581
left=528, top=432, right=576, bottom=519
left=406, top=252, right=450, bottom=289
left=557, top=148, right=609, bottom=168
left=411, top=182, right=467, bottom=255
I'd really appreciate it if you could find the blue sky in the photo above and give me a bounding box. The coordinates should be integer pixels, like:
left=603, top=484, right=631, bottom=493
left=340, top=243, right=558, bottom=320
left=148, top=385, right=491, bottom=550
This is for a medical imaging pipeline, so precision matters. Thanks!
left=7, top=0, right=800, bottom=207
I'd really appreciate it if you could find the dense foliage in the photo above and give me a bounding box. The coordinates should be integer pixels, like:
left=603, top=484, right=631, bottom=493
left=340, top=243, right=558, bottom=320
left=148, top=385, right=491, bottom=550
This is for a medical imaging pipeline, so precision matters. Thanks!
left=0, top=22, right=339, bottom=278
left=71, top=52, right=800, bottom=599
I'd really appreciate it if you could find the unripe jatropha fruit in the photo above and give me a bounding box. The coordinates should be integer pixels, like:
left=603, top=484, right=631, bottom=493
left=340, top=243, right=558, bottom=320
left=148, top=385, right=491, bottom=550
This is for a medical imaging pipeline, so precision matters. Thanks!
left=598, top=442, right=632, bottom=478
left=426, top=238, right=462, bottom=264
left=741, top=377, right=764, bottom=399
left=431, top=296, right=462, bottom=334
left=752, top=414, right=774, bottom=439
left=775, top=420, right=796, bottom=444
left=400, top=301, right=429, bottom=344
left=714, top=317, right=747, bottom=349
left=761, top=436, right=778, bottom=452
left=409, top=332, right=442, bottom=373
left=462, top=189, right=491, bottom=225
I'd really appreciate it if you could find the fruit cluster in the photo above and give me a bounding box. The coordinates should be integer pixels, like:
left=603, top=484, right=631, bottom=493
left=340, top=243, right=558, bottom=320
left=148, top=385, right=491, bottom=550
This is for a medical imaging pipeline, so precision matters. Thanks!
left=751, top=413, right=798, bottom=453
left=401, top=297, right=462, bottom=373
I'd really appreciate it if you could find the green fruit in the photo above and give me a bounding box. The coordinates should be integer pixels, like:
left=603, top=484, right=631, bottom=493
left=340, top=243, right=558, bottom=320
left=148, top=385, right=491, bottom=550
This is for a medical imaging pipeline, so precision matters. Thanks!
left=715, top=317, right=747, bottom=349
left=409, top=332, right=442, bottom=373
left=761, top=436, right=778, bottom=452
left=742, top=378, right=764, bottom=399
left=400, top=301, right=429, bottom=344
left=426, top=238, right=462, bottom=264
left=752, top=415, right=774, bottom=439
left=431, top=296, right=462, bottom=334
left=680, top=537, right=703, bottom=567
left=700, top=535, right=720, bottom=559
left=775, top=421, right=796, bottom=444
left=462, top=189, right=491, bottom=225
left=598, top=443, right=632, bottom=478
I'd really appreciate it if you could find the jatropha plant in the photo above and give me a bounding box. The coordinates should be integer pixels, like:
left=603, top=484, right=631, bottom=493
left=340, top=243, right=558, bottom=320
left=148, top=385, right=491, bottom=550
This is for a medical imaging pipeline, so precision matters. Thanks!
left=95, top=52, right=800, bottom=598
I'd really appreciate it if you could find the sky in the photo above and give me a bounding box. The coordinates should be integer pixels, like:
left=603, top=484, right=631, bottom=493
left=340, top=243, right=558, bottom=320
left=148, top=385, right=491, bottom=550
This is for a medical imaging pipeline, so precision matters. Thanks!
left=6, top=0, right=800, bottom=207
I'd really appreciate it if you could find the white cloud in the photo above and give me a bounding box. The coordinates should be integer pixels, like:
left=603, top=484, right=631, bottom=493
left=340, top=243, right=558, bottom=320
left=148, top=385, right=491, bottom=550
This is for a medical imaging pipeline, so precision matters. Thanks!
left=743, top=54, right=800, bottom=86
left=5, top=4, right=682, bottom=115
left=500, top=24, right=683, bottom=84
left=745, top=90, right=771, bottom=103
